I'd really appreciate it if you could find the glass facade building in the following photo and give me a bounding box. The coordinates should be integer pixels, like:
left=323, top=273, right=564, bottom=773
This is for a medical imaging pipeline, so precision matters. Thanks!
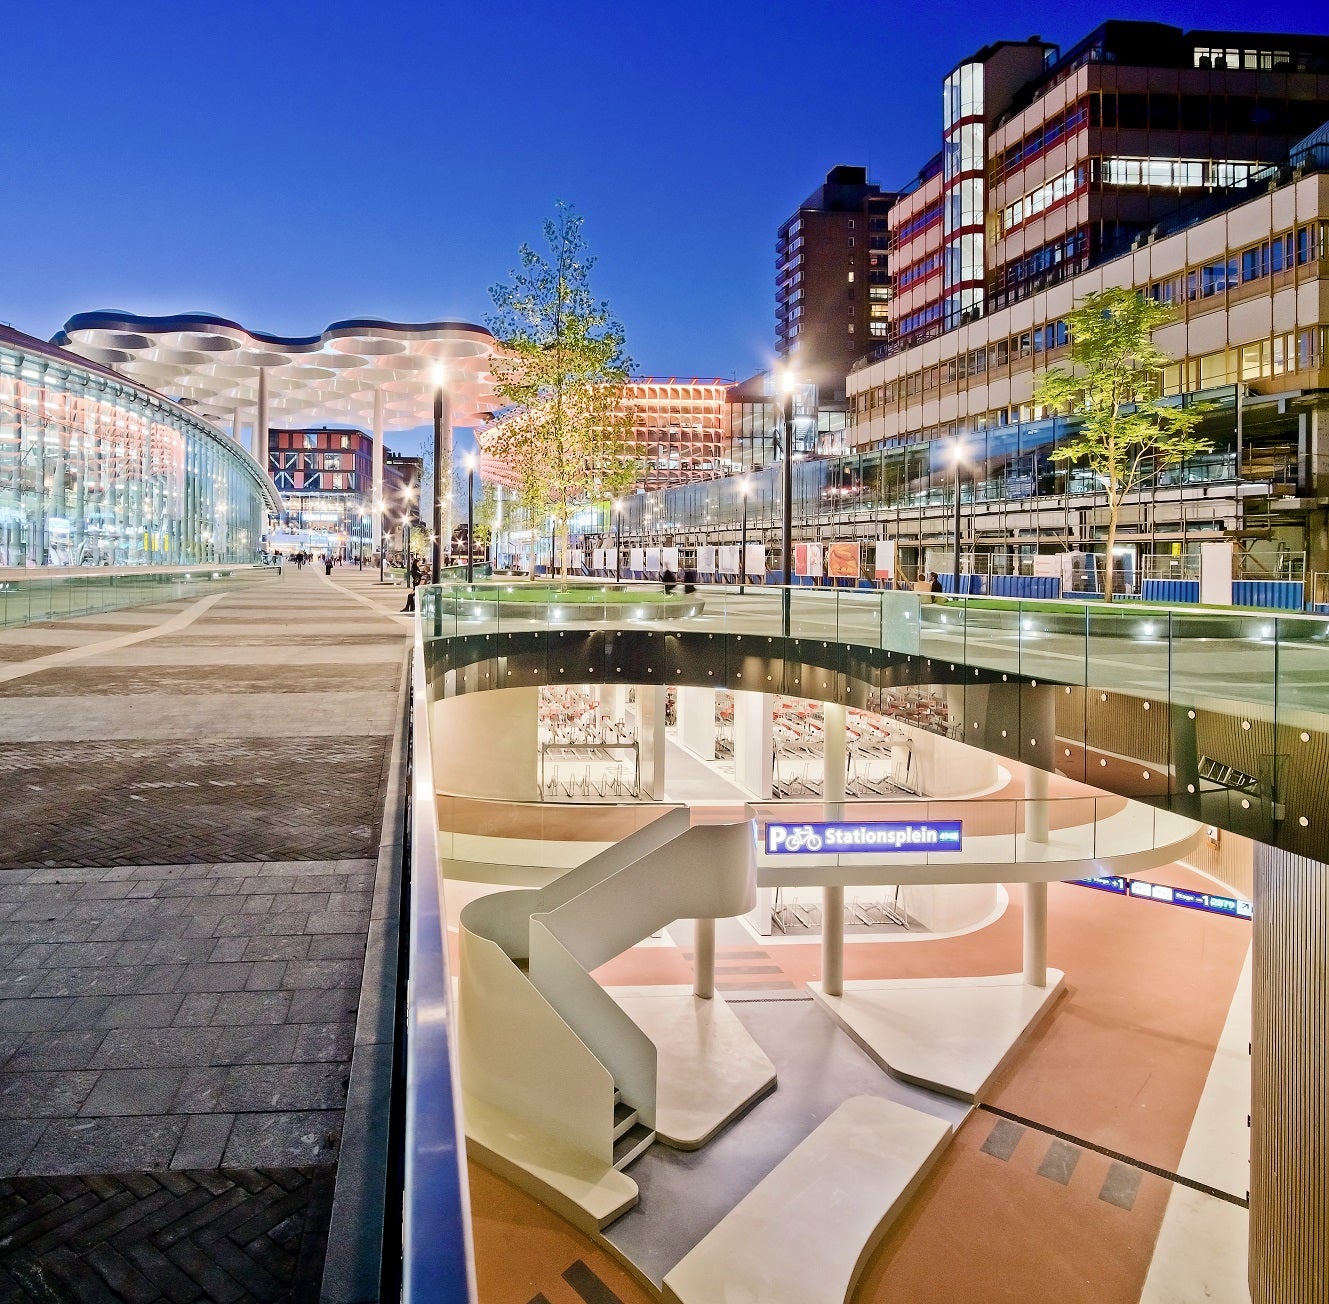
left=0, top=325, right=276, bottom=567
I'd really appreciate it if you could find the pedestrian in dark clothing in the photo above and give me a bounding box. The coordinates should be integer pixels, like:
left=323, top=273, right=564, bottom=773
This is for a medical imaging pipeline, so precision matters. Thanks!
left=928, top=571, right=943, bottom=593
left=661, top=567, right=678, bottom=595
left=401, top=555, right=424, bottom=613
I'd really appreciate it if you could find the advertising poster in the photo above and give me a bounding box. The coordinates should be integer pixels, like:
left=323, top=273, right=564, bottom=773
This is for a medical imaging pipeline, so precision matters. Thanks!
left=874, top=539, right=896, bottom=579
left=718, top=546, right=739, bottom=575
left=795, top=543, right=823, bottom=577
left=827, top=541, right=860, bottom=579
left=697, top=545, right=717, bottom=573
left=744, top=543, right=766, bottom=577
left=569, top=550, right=584, bottom=572
left=630, top=548, right=646, bottom=572
left=662, top=546, right=679, bottom=571
left=591, top=548, right=604, bottom=572
left=645, top=547, right=661, bottom=572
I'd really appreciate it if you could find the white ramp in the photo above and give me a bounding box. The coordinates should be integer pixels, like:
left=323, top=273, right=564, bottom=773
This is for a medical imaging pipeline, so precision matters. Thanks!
left=662, top=1095, right=951, bottom=1304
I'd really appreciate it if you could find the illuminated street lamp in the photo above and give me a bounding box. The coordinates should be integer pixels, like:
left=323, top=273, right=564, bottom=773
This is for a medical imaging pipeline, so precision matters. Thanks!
left=739, top=477, right=751, bottom=594
left=431, top=364, right=446, bottom=581
left=464, top=453, right=477, bottom=584
left=779, top=371, right=797, bottom=633
left=951, top=437, right=965, bottom=596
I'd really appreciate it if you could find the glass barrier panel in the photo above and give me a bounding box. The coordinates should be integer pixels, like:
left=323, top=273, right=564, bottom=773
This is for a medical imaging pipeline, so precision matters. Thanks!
left=837, top=588, right=884, bottom=649
left=880, top=588, right=921, bottom=656
left=1273, top=615, right=1329, bottom=856
left=1170, top=610, right=1277, bottom=835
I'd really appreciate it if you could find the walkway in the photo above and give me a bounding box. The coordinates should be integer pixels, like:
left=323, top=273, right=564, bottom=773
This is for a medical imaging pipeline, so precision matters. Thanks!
left=0, top=564, right=410, bottom=1301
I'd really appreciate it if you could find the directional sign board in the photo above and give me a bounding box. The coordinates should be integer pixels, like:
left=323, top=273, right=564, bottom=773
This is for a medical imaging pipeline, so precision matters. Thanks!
left=764, top=821, right=963, bottom=854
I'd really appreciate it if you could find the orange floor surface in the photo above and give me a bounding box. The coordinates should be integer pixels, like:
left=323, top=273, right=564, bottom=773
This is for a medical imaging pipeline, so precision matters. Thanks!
left=462, top=797, right=1250, bottom=1300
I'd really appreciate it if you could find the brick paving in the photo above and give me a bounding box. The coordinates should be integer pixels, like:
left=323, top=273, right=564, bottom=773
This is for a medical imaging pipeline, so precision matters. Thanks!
left=0, top=568, right=410, bottom=1300
left=0, top=1168, right=334, bottom=1302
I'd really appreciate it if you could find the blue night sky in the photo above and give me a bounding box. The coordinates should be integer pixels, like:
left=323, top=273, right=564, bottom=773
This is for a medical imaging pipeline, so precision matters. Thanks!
left=2, top=0, right=1317, bottom=456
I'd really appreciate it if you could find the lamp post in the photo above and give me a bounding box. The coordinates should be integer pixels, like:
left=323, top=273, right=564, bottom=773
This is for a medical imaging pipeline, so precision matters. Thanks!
left=613, top=499, right=622, bottom=582
left=739, top=477, right=750, bottom=594
left=431, top=366, right=447, bottom=582
left=951, top=437, right=964, bottom=596
left=779, top=372, right=797, bottom=633
left=400, top=516, right=409, bottom=584
left=464, top=453, right=476, bottom=584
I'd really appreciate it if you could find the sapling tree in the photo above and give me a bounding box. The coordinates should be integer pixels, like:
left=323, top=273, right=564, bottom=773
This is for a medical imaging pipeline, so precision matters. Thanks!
left=1034, top=288, right=1210, bottom=599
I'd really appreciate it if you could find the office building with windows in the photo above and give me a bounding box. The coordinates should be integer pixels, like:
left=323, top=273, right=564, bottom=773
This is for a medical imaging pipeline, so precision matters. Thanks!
left=603, top=26, right=1329, bottom=594
left=775, top=166, right=895, bottom=406
left=843, top=23, right=1329, bottom=584
left=480, top=377, right=739, bottom=495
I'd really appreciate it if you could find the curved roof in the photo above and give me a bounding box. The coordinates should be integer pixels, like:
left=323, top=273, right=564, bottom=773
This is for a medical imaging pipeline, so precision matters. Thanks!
left=54, top=311, right=500, bottom=430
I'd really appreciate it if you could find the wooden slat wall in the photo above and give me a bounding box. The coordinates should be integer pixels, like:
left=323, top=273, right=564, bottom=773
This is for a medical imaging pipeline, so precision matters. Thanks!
left=1182, top=831, right=1254, bottom=900
left=1250, top=845, right=1329, bottom=1302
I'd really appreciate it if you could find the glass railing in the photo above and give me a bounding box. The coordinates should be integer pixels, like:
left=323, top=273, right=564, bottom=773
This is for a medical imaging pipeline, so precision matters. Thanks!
left=747, top=794, right=1189, bottom=868
left=0, top=565, right=277, bottom=629
left=427, top=787, right=1189, bottom=873
left=416, top=581, right=1329, bottom=857
left=418, top=579, right=1329, bottom=708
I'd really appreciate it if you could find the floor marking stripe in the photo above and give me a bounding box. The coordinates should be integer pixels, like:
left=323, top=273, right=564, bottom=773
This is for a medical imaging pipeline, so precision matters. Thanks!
left=0, top=593, right=229, bottom=684
left=563, top=1257, right=624, bottom=1304
left=977, top=1104, right=1249, bottom=1208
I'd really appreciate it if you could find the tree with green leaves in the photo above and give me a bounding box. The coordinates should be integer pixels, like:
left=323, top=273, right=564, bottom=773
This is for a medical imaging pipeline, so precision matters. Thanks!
left=1034, top=287, right=1210, bottom=600
left=487, top=204, right=637, bottom=583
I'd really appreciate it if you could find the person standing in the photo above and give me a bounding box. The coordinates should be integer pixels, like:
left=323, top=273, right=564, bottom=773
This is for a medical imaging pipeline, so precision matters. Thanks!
left=401, top=554, right=424, bottom=613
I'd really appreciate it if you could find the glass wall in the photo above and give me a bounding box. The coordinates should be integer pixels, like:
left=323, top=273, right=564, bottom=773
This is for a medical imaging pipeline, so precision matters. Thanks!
left=0, top=334, right=275, bottom=567
left=606, top=393, right=1238, bottom=541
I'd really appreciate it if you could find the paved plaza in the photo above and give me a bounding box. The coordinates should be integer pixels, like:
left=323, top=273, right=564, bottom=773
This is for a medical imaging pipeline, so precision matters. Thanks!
left=0, top=566, right=411, bottom=1301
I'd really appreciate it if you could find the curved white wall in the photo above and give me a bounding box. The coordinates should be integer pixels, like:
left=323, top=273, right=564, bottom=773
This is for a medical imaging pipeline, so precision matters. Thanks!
left=432, top=687, right=540, bottom=801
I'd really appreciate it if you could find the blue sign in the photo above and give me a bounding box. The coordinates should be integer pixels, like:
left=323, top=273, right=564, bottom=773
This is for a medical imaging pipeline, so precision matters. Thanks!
left=764, top=820, right=963, bottom=854
left=1072, top=874, right=1251, bottom=920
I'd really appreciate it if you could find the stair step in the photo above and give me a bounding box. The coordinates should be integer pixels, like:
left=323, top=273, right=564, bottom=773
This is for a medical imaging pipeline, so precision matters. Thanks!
left=613, top=1122, right=655, bottom=1171
left=613, top=1100, right=638, bottom=1140
left=613, top=1087, right=622, bottom=1106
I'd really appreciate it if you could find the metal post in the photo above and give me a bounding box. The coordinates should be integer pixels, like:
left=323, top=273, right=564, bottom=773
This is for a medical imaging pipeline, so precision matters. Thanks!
left=466, top=464, right=475, bottom=584
left=401, top=516, right=409, bottom=585
left=614, top=505, right=621, bottom=582
left=782, top=387, right=794, bottom=635
left=952, top=444, right=963, bottom=595
left=740, top=487, right=748, bottom=594
left=431, top=385, right=444, bottom=581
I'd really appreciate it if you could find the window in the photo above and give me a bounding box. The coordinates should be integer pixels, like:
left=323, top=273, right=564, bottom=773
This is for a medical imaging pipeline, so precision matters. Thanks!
left=848, top=236, right=855, bottom=247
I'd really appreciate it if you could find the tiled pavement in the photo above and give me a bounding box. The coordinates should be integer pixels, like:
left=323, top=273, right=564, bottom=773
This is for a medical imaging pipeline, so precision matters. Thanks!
left=0, top=568, right=410, bottom=1300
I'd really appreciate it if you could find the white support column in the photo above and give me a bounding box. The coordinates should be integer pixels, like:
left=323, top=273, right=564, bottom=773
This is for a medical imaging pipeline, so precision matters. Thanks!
left=1023, top=882, right=1048, bottom=988
left=678, top=685, right=716, bottom=760
left=233, top=407, right=246, bottom=452
left=372, top=387, right=384, bottom=570
left=822, top=702, right=847, bottom=998
left=733, top=690, right=774, bottom=800
left=693, top=917, right=715, bottom=1000
left=639, top=685, right=667, bottom=800
left=1026, top=764, right=1049, bottom=844
left=256, top=367, right=270, bottom=480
